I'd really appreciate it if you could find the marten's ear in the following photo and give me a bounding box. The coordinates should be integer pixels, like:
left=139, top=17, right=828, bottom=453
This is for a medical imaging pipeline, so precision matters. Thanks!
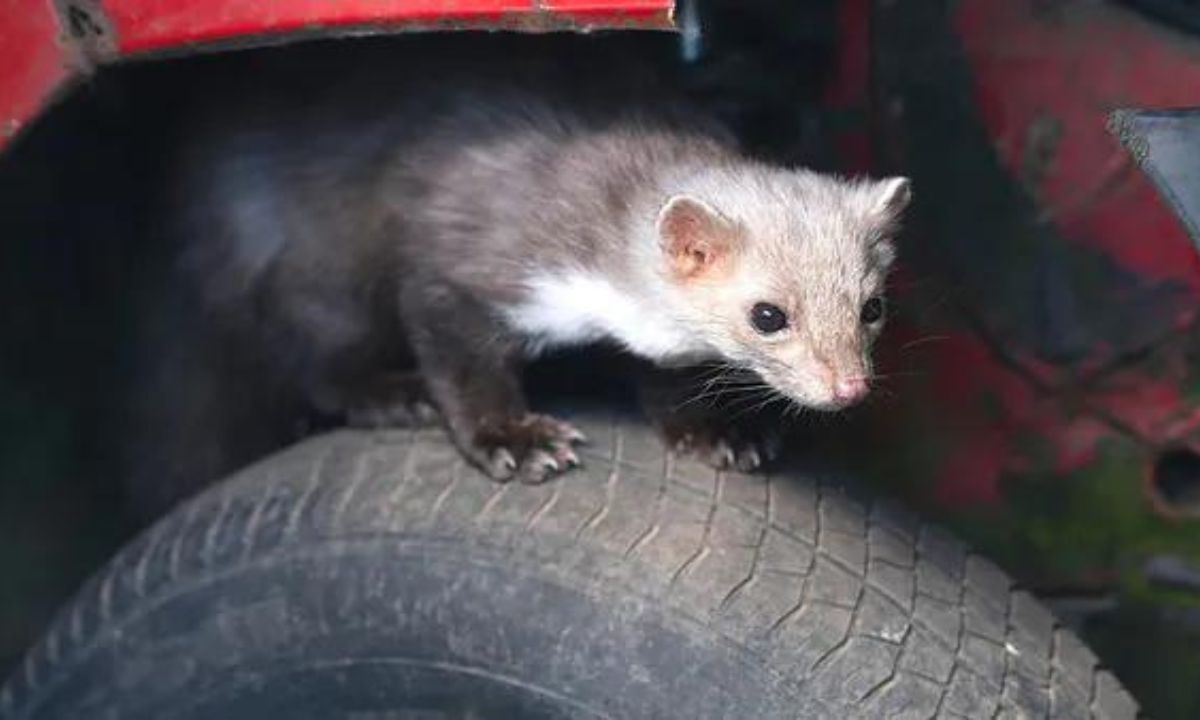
left=657, top=195, right=738, bottom=281
left=872, top=177, right=912, bottom=220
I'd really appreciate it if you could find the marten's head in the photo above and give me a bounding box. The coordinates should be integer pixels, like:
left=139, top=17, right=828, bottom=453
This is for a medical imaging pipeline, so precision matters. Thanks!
left=656, top=169, right=911, bottom=411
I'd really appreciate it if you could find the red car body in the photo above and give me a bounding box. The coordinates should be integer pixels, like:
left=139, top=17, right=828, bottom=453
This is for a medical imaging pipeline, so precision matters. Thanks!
left=0, top=0, right=674, bottom=152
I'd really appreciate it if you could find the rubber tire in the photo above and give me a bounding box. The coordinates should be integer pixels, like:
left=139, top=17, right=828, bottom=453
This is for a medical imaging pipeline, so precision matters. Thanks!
left=1, top=415, right=1137, bottom=719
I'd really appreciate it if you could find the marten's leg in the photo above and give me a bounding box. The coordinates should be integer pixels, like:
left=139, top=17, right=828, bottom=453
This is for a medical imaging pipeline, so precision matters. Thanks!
left=338, top=371, right=440, bottom=429
left=400, top=281, right=585, bottom=484
left=637, top=363, right=782, bottom=472
left=265, top=298, right=437, bottom=430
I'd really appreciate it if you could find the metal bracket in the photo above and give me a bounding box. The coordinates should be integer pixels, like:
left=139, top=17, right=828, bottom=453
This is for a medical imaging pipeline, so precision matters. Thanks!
left=1110, top=108, right=1200, bottom=251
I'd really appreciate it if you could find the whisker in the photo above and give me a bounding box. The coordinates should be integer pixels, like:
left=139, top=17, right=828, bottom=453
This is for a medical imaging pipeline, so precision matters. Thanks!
left=896, top=335, right=951, bottom=352
left=870, top=371, right=928, bottom=381
left=671, top=377, right=770, bottom=412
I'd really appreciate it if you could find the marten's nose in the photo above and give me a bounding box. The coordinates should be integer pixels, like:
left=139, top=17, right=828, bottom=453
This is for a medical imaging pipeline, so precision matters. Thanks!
left=832, top=377, right=868, bottom=404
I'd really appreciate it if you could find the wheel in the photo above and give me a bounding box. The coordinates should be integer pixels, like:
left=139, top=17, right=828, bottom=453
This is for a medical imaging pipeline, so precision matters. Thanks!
left=0, top=415, right=1137, bottom=719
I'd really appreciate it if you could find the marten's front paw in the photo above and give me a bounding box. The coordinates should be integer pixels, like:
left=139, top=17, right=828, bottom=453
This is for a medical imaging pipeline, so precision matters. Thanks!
left=469, top=414, right=587, bottom=484
left=661, top=419, right=781, bottom=473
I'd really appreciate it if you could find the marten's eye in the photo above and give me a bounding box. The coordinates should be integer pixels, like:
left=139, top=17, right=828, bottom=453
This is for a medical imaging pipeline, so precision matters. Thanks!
left=750, top=302, right=788, bottom=334
left=860, top=297, right=885, bottom=324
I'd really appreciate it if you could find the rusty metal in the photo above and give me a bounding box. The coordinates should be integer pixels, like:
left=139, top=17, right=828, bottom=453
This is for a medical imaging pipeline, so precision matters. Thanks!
left=55, top=0, right=119, bottom=67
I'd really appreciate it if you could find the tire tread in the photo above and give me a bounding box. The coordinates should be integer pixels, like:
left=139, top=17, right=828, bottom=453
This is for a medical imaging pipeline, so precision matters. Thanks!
left=1, top=422, right=1138, bottom=719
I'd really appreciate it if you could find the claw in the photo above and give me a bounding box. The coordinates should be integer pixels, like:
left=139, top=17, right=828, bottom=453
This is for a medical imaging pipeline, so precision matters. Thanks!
left=736, top=447, right=762, bottom=472
left=520, top=450, right=561, bottom=485
left=714, top=440, right=736, bottom=469
left=488, top=448, right=518, bottom=481
left=534, top=449, right=560, bottom=472
left=556, top=447, right=581, bottom=468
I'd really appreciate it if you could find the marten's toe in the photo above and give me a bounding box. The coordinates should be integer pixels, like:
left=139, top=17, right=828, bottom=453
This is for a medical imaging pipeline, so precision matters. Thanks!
left=469, top=413, right=586, bottom=484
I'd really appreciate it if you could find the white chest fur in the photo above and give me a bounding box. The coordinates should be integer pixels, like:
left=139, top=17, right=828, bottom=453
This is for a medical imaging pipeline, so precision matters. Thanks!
left=503, top=272, right=708, bottom=361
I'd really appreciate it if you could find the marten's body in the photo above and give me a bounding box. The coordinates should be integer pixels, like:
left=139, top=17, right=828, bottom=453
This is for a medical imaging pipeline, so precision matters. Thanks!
left=132, top=59, right=909, bottom=509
